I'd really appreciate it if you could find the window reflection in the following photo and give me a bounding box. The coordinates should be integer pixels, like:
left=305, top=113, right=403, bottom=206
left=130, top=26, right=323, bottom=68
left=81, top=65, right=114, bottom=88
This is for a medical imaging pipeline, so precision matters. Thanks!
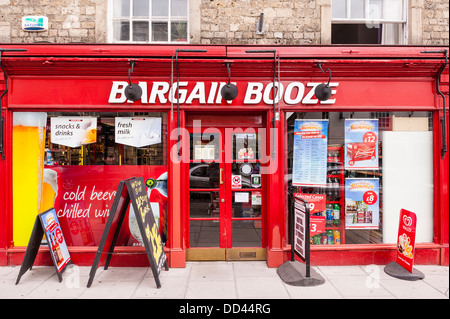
left=189, top=163, right=220, bottom=188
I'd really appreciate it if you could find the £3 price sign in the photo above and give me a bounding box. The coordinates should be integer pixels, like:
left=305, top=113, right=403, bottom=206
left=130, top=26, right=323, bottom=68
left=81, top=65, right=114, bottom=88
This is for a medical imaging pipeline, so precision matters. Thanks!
left=396, top=209, right=417, bottom=273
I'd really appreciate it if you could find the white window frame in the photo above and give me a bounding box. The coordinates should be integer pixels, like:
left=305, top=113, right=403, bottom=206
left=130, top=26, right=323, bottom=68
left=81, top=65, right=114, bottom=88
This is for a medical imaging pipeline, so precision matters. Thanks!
left=107, top=0, right=190, bottom=44
left=331, top=0, right=408, bottom=44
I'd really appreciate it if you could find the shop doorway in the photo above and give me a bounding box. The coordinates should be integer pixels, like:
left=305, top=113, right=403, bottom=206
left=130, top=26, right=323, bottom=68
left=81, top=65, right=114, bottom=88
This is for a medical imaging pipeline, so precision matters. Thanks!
left=185, top=114, right=266, bottom=261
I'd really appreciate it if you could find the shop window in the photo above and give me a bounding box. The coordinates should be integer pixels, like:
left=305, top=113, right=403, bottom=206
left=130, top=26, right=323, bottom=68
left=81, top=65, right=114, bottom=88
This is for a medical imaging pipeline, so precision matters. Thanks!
left=45, top=112, right=167, bottom=166
left=109, top=0, right=189, bottom=43
left=286, top=111, right=434, bottom=246
left=12, top=111, right=168, bottom=248
left=331, top=0, right=407, bottom=44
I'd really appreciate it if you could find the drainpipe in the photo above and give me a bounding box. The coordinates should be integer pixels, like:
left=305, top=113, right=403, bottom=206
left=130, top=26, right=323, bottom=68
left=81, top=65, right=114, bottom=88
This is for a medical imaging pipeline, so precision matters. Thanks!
left=421, top=49, right=448, bottom=158
left=0, top=48, right=27, bottom=161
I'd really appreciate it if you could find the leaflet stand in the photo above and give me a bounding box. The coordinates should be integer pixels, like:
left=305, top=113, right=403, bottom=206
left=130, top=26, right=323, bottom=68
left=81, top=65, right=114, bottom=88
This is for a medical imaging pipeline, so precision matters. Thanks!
left=277, top=195, right=325, bottom=287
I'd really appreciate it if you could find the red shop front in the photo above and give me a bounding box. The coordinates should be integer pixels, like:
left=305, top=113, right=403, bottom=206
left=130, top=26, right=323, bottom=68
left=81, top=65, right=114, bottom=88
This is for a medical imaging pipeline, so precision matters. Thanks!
left=0, top=44, right=448, bottom=268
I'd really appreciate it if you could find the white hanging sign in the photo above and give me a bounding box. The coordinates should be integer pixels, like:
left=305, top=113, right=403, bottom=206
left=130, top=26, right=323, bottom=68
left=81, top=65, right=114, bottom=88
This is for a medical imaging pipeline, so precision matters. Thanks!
left=51, top=117, right=97, bottom=148
left=115, top=117, right=161, bottom=147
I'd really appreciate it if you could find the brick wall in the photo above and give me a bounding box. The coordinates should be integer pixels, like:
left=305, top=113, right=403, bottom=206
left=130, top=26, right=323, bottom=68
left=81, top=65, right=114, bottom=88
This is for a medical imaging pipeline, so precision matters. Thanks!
left=0, top=0, right=106, bottom=43
left=422, top=0, right=449, bottom=45
left=198, top=0, right=325, bottom=44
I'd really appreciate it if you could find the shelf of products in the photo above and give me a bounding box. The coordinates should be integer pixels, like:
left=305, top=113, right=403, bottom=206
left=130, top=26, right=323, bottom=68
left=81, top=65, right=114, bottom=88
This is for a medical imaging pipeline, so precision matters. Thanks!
left=322, top=146, right=345, bottom=245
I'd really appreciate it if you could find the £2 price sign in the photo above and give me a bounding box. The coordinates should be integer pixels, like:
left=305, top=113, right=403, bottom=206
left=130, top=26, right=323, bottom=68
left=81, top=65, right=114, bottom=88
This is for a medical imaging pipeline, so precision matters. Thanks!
left=396, top=209, right=417, bottom=273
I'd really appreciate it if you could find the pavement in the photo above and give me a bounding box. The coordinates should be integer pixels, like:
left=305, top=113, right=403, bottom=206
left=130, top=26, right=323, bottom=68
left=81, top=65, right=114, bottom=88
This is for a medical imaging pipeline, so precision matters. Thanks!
left=1, top=261, right=448, bottom=301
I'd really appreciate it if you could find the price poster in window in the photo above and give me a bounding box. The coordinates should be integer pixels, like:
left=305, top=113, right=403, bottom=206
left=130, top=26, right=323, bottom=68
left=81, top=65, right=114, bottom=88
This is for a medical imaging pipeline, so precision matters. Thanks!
left=294, top=193, right=326, bottom=235
left=344, top=119, right=379, bottom=170
left=292, top=119, right=329, bottom=187
left=345, top=178, right=380, bottom=229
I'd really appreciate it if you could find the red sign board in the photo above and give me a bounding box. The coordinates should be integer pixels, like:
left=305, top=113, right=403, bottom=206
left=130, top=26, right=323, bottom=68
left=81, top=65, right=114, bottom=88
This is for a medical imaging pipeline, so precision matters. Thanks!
left=310, top=216, right=326, bottom=235
left=294, top=193, right=326, bottom=235
left=396, top=209, right=417, bottom=273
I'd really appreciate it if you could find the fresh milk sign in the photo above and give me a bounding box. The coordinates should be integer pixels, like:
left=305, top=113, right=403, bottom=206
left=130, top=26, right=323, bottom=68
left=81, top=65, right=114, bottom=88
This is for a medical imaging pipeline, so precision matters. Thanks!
left=22, top=16, right=48, bottom=31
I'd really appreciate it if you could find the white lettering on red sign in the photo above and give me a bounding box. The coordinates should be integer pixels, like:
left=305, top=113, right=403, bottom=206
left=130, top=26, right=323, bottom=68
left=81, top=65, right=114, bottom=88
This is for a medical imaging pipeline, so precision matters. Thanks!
left=108, top=81, right=338, bottom=105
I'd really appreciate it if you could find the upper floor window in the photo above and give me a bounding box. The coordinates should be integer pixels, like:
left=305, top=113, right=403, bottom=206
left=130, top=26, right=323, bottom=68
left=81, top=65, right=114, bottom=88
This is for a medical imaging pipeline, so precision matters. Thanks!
left=331, top=0, right=407, bottom=44
left=109, top=0, right=189, bottom=43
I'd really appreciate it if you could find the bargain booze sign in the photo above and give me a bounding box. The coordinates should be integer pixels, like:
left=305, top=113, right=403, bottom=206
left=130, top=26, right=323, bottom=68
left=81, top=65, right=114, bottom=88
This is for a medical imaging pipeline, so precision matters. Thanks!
left=396, top=209, right=417, bottom=273
left=108, top=80, right=339, bottom=106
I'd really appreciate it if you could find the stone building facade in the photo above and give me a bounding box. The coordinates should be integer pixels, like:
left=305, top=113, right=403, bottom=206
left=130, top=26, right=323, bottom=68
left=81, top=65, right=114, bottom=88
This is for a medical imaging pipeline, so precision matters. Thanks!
left=0, top=0, right=448, bottom=45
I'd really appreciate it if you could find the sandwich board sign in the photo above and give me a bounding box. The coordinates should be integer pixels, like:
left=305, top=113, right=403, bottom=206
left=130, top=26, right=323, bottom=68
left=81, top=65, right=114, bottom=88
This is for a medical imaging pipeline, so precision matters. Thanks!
left=396, top=209, right=417, bottom=273
left=16, top=208, right=72, bottom=284
left=384, top=209, right=424, bottom=281
left=87, top=177, right=168, bottom=288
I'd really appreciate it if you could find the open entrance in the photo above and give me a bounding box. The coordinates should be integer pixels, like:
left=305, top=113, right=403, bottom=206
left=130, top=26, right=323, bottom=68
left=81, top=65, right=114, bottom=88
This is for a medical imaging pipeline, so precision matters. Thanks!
left=185, top=114, right=267, bottom=260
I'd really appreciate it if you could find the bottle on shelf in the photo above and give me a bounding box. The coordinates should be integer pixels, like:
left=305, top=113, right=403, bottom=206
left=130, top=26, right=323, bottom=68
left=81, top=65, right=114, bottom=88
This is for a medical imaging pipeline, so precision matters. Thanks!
left=333, top=203, right=341, bottom=226
left=326, top=204, right=333, bottom=226
left=332, top=177, right=340, bottom=201
left=326, top=177, right=333, bottom=201
left=326, top=229, right=334, bottom=245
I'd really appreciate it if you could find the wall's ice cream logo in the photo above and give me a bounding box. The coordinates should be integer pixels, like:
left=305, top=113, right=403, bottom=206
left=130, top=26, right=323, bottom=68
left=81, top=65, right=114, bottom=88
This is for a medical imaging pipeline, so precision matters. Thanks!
left=403, top=215, right=413, bottom=227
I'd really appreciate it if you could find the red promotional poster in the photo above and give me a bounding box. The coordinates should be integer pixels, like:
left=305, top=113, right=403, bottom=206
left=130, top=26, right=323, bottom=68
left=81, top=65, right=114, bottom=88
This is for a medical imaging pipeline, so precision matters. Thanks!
left=396, top=209, right=417, bottom=273
left=42, top=165, right=168, bottom=247
left=294, top=193, right=326, bottom=235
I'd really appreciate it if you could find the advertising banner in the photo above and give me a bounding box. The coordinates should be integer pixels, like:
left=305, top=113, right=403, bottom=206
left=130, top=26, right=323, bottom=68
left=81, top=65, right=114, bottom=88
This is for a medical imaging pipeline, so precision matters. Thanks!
left=50, top=117, right=97, bottom=147
left=292, top=119, right=329, bottom=187
left=15, top=208, right=72, bottom=285
left=396, top=209, right=417, bottom=273
left=345, top=178, right=380, bottom=229
left=344, top=119, right=379, bottom=170
left=42, top=165, right=168, bottom=247
left=115, top=117, right=161, bottom=147
left=294, top=193, right=326, bottom=235
left=40, top=208, right=71, bottom=272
